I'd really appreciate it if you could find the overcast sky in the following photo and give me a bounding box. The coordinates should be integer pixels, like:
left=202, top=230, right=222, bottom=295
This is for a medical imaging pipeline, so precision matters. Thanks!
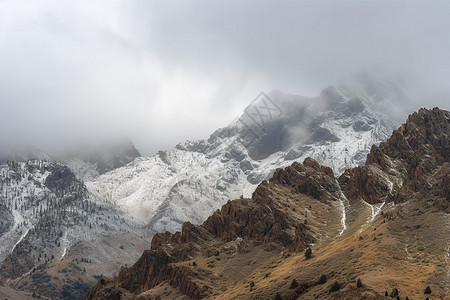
left=1, top=0, right=449, bottom=155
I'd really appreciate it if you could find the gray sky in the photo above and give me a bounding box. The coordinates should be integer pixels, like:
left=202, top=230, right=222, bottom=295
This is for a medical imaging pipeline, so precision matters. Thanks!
left=1, top=0, right=449, bottom=155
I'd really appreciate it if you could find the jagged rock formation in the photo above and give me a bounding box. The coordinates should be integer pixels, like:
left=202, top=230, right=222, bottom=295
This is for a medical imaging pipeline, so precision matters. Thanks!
left=86, top=108, right=450, bottom=300
left=340, top=107, right=450, bottom=211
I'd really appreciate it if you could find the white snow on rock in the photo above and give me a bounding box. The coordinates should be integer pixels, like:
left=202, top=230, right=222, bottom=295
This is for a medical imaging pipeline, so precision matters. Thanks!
left=88, top=79, right=406, bottom=233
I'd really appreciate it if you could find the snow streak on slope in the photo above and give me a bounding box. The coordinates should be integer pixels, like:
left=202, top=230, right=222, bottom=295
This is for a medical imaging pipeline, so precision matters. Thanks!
left=60, top=231, right=69, bottom=259
left=88, top=81, right=405, bottom=233
left=11, top=226, right=32, bottom=254
left=338, top=192, right=348, bottom=235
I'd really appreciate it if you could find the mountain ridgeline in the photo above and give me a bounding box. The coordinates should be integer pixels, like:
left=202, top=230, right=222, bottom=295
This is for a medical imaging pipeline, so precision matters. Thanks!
left=87, top=80, right=404, bottom=235
left=86, top=108, right=450, bottom=299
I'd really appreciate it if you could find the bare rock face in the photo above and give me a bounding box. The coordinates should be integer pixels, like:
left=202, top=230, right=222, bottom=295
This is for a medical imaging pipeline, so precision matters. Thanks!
left=270, top=160, right=339, bottom=202
left=340, top=107, right=450, bottom=208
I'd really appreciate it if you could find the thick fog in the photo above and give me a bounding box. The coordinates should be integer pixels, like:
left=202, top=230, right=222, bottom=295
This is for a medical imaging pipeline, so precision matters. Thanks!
left=1, top=0, right=449, bottom=155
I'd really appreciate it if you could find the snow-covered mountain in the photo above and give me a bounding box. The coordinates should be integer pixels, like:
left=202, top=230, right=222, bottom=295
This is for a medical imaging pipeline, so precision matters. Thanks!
left=87, top=78, right=406, bottom=233
left=0, top=159, right=150, bottom=298
left=0, top=138, right=141, bottom=182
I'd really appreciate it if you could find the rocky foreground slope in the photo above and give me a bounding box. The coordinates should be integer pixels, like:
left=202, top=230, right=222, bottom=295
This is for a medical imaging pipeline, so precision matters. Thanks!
left=86, top=107, right=449, bottom=300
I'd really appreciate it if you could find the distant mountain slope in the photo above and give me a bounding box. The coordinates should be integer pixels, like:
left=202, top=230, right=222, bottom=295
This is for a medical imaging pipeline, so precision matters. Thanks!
left=0, top=138, right=141, bottom=182
left=86, top=107, right=450, bottom=300
left=88, top=79, right=405, bottom=233
left=0, top=159, right=149, bottom=299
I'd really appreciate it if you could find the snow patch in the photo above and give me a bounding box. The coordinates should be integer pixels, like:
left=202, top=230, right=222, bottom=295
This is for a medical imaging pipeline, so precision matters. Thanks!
left=11, top=226, right=32, bottom=253
left=61, top=231, right=69, bottom=259
left=338, top=192, right=348, bottom=235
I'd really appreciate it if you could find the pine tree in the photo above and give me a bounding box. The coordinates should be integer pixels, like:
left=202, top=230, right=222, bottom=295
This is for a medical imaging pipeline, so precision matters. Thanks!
left=356, top=278, right=362, bottom=288
left=289, top=279, right=298, bottom=289
left=390, top=288, right=398, bottom=298
left=318, top=274, right=327, bottom=284
left=329, top=282, right=341, bottom=292
left=304, top=247, right=312, bottom=259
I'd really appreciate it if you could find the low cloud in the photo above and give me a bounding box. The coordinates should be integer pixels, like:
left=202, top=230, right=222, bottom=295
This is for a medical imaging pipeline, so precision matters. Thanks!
left=1, top=0, right=449, bottom=155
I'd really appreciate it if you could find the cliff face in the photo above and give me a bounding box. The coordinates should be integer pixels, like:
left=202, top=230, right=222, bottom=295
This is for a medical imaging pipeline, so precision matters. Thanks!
left=339, top=107, right=449, bottom=211
left=86, top=108, right=450, bottom=300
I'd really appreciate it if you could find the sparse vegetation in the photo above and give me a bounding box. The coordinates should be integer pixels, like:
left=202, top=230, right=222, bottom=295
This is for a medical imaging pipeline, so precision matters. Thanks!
left=329, top=281, right=341, bottom=292
left=289, top=279, right=298, bottom=289
left=317, top=274, right=327, bottom=284
left=304, top=247, right=312, bottom=259
left=356, top=278, right=362, bottom=288
left=249, top=281, right=255, bottom=290
left=390, top=287, right=398, bottom=298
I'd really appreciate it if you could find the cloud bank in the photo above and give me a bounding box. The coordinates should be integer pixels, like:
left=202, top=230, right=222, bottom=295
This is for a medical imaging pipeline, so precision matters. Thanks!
left=0, top=0, right=449, bottom=155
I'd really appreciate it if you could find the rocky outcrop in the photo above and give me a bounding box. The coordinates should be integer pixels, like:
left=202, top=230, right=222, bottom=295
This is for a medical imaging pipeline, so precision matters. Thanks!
left=340, top=107, right=450, bottom=207
left=270, top=159, right=339, bottom=202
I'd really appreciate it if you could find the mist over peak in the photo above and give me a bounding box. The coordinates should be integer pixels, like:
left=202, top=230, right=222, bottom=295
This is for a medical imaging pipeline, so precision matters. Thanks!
left=0, top=1, right=449, bottom=156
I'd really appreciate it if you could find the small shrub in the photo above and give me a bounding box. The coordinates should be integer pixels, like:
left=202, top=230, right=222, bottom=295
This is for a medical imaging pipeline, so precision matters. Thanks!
left=329, top=281, right=341, bottom=292
left=304, top=247, right=312, bottom=259
left=356, top=278, right=362, bottom=288
left=385, top=291, right=388, bottom=296
left=317, top=274, right=327, bottom=284
left=424, top=286, right=431, bottom=294
left=274, top=293, right=283, bottom=300
left=289, top=279, right=298, bottom=289
left=390, top=288, right=398, bottom=297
